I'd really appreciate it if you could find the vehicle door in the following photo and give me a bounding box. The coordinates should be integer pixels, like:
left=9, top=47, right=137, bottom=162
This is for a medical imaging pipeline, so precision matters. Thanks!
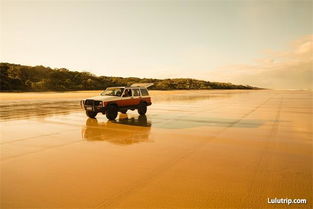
left=131, top=88, right=141, bottom=106
left=119, top=88, right=134, bottom=107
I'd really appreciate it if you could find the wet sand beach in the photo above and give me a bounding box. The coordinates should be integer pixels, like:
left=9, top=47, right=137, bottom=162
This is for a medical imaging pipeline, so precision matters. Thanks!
left=0, top=90, right=207, bottom=101
left=0, top=90, right=312, bottom=208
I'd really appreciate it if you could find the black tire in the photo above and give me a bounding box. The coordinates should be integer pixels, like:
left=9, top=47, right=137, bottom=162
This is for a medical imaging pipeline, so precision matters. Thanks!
left=137, top=103, right=147, bottom=115
left=106, top=105, right=118, bottom=120
left=86, top=110, right=97, bottom=118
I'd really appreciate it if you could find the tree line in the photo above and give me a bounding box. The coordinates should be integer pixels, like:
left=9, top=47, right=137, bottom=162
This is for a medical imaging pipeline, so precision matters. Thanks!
left=0, top=63, right=257, bottom=91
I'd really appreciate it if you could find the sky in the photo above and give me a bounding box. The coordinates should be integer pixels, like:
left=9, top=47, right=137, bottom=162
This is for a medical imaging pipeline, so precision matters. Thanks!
left=1, top=0, right=312, bottom=89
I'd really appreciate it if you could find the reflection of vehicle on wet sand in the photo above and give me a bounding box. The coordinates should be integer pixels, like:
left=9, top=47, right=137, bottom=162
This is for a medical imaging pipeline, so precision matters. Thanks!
left=82, top=114, right=151, bottom=145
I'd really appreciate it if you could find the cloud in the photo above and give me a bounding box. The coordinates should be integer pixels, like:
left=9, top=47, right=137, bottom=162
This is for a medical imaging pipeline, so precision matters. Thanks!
left=208, top=35, right=313, bottom=89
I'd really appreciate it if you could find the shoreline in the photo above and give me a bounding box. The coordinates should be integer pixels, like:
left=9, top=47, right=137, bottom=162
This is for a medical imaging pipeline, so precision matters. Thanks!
left=0, top=89, right=265, bottom=101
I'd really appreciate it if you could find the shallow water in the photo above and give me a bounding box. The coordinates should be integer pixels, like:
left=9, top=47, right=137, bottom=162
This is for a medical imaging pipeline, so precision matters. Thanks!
left=0, top=90, right=312, bottom=208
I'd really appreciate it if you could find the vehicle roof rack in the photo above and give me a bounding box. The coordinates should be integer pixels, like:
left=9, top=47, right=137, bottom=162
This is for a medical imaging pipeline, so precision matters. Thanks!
left=130, top=83, right=154, bottom=88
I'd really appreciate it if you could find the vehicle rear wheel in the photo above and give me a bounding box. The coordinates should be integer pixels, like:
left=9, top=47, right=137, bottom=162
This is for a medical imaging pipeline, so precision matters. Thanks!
left=86, top=110, right=97, bottom=118
left=137, top=103, right=147, bottom=115
left=106, top=105, right=118, bottom=120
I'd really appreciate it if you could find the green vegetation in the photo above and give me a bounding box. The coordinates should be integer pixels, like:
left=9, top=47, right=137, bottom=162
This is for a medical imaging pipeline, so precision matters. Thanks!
left=0, top=63, right=257, bottom=91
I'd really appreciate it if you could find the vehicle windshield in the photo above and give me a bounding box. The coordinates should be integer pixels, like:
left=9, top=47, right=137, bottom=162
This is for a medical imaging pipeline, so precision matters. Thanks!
left=100, top=88, right=124, bottom=97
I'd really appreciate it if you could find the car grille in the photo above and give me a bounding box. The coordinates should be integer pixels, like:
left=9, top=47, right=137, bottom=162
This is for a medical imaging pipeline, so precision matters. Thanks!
left=84, top=100, right=101, bottom=106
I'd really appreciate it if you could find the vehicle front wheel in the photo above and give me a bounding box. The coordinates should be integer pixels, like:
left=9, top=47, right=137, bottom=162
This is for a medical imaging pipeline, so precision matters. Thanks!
left=86, top=110, right=97, bottom=118
left=137, top=103, right=147, bottom=115
left=106, top=105, right=118, bottom=120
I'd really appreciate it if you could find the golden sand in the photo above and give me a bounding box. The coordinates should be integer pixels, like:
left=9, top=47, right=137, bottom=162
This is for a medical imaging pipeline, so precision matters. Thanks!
left=0, top=90, right=202, bottom=100
left=0, top=90, right=312, bottom=208
left=0, top=89, right=250, bottom=101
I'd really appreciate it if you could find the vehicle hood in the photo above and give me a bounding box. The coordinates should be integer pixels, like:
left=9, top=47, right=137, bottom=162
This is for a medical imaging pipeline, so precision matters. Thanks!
left=85, top=95, right=119, bottom=101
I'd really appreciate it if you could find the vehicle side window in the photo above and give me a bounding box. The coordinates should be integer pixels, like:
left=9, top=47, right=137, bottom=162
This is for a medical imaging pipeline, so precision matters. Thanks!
left=123, top=89, right=132, bottom=97
left=132, top=89, right=140, bottom=96
left=140, top=88, right=149, bottom=96
left=115, top=89, right=123, bottom=97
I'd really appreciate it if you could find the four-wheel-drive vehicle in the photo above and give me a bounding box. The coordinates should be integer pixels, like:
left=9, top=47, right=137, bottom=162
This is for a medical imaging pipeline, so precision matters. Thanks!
left=80, top=83, right=153, bottom=120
